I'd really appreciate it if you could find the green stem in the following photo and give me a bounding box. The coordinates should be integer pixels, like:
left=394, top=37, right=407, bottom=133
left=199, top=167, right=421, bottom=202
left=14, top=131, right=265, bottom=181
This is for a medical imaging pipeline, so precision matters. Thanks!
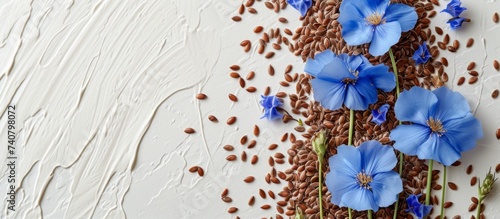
left=348, top=109, right=354, bottom=146
left=440, top=166, right=447, bottom=219
left=425, top=160, right=434, bottom=205
left=368, top=210, right=373, bottom=219
left=319, top=159, right=324, bottom=219
left=348, top=207, right=352, bottom=219
left=390, top=48, right=404, bottom=219
left=476, top=181, right=482, bottom=219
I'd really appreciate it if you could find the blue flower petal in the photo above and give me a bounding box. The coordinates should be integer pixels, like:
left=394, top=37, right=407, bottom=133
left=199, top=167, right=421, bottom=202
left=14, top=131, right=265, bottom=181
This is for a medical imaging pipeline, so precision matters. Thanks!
left=394, top=86, right=437, bottom=124
left=431, top=86, right=471, bottom=122
left=416, top=133, right=461, bottom=166
left=341, top=188, right=379, bottom=212
left=304, top=50, right=336, bottom=77
left=406, top=194, right=432, bottom=219
left=360, top=64, right=395, bottom=92
left=287, top=0, right=312, bottom=17
left=344, top=78, right=378, bottom=110
left=443, top=113, right=483, bottom=153
left=412, top=42, right=431, bottom=65
left=328, top=145, right=362, bottom=176
left=391, top=124, right=431, bottom=155
left=441, top=0, right=467, bottom=17
left=326, top=167, right=358, bottom=206
left=315, top=56, right=355, bottom=82
left=447, top=17, right=468, bottom=30
left=371, top=171, right=402, bottom=207
left=384, top=4, right=418, bottom=32
left=340, top=20, right=374, bottom=46
left=371, top=104, right=390, bottom=125
left=369, top=21, right=402, bottom=56
left=340, top=0, right=390, bottom=17
left=358, top=141, right=397, bottom=174
left=311, top=79, right=346, bottom=111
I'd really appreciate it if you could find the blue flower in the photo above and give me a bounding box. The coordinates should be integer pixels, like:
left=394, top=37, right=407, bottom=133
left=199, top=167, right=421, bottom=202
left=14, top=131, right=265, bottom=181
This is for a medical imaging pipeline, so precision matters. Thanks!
left=441, top=0, right=467, bottom=17
left=304, top=50, right=396, bottom=111
left=447, top=17, right=469, bottom=30
left=259, top=95, right=283, bottom=120
left=325, top=141, right=402, bottom=212
left=371, top=104, right=390, bottom=125
left=390, top=86, right=483, bottom=166
left=412, top=42, right=431, bottom=65
left=406, top=194, right=433, bottom=219
left=338, top=0, right=418, bottom=56
left=287, top=0, right=312, bottom=17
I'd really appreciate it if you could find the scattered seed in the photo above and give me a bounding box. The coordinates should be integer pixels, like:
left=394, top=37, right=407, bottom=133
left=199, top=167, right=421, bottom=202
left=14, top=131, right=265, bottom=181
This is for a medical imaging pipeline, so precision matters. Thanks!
left=248, top=196, right=255, bottom=206
left=246, top=71, right=255, bottom=80
left=231, top=16, right=242, bottom=22
left=472, top=197, right=479, bottom=204
left=241, top=151, right=247, bottom=162
left=264, top=86, right=270, bottom=96
left=254, top=26, right=263, bottom=33
left=247, top=140, right=256, bottom=149
left=492, top=89, right=499, bottom=99
left=280, top=133, right=288, bottom=142
left=494, top=12, right=499, bottom=23
left=227, top=207, right=238, bottom=213
left=208, top=115, right=218, bottom=122
left=435, top=26, right=443, bottom=35
left=244, top=176, right=255, bottom=183
left=251, top=155, right=258, bottom=164
left=223, top=145, right=234, bottom=151
left=469, top=203, right=478, bottom=212
left=268, top=65, right=275, bottom=76
left=230, top=72, right=240, bottom=78
left=494, top=60, right=500, bottom=71
left=495, top=163, right=500, bottom=173
left=467, top=62, right=476, bottom=70
left=189, top=166, right=198, bottom=172
left=196, top=93, right=207, bottom=99
left=272, top=43, right=281, bottom=50
left=229, top=94, right=238, bottom=102
left=444, top=201, right=453, bottom=208
left=457, top=77, right=465, bottom=86
left=240, top=135, right=248, bottom=145
left=471, top=176, right=478, bottom=186
left=226, top=155, right=237, bottom=161
left=268, top=144, right=278, bottom=150
left=278, top=17, right=288, bottom=23
left=466, top=165, right=473, bottom=174
left=247, top=7, right=257, bottom=14
left=184, top=128, right=195, bottom=134
left=222, top=196, right=232, bottom=203
left=261, top=204, right=271, bottom=209
left=279, top=81, right=289, bottom=87
left=259, top=189, right=266, bottom=198
left=246, top=86, right=257, bottom=93
left=285, top=65, right=293, bottom=74
left=469, top=71, right=479, bottom=77
left=448, top=182, right=458, bottom=190
left=468, top=76, right=478, bottom=84
left=197, top=167, right=204, bottom=176
left=496, top=128, right=500, bottom=139
left=239, top=78, right=246, bottom=88
left=254, top=125, right=260, bottom=136
left=230, top=65, right=240, bottom=71
left=265, top=52, right=275, bottom=59
left=221, top=188, right=228, bottom=197
left=453, top=40, right=460, bottom=50
left=268, top=156, right=275, bottom=166
left=466, top=38, right=474, bottom=48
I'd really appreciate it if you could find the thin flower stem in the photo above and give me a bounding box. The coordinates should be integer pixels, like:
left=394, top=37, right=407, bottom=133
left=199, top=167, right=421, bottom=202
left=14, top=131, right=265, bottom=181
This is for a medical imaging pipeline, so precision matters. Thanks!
left=348, top=109, right=354, bottom=146
left=476, top=181, right=482, bottom=219
left=318, top=159, right=324, bottom=219
left=440, top=166, right=447, bottom=219
left=368, top=210, right=373, bottom=219
left=390, top=48, right=404, bottom=219
left=425, top=160, right=434, bottom=205
left=348, top=208, right=352, bottom=219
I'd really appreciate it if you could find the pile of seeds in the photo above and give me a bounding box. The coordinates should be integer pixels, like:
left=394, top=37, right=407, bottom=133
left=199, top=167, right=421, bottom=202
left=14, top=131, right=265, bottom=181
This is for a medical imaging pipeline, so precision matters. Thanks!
left=185, top=0, right=500, bottom=218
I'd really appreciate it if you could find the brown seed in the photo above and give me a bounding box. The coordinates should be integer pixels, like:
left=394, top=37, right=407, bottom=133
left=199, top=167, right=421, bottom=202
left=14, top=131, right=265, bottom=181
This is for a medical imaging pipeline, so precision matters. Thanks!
left=254, top=125, right=260, bottom=136
left=448, top=182, right=458, bottom=190
left=221, top=188, right=228, bottom=197
left=444, top=34, right=450, bottom=44
left=251, top=155, right=258, bottom=164
left=494, top=12, right=499, bottom=23
left=228, top=94, right=238, bottom=102
left=278, top=17, right=288, bottom=23
left=272, top=43, right=281, bottom=50
left=227, top=116, right=237, bottom=125
left=496, top=128, right=500, bottom=139
left=471, top=176, right=478, bottom=186
left=226, top=155, right=237, bottom=161
left=264, top=1, right=273, bottom=9
left=264, top=86, right=270, bottom=96
left=197, top=167, right=204, bottom=176
left=495, top=163, right=500, bottom=173
left=230, top=72, right=240, bottom=78
left=247, top=7, right=257, bottom=14
left=247, top=140, right=256, bottom=149
left=244, top=176, right=255, bottom=183
left=254, top=26, right=263, bottom=33
left=223, top=145, right=234, bottom=151
left=196, top=93, right=207, bottom=99
left=231, top=16, right=241, bottom=22
left=243, top=43, right=250, bottom=52
left=208, top=115, right=218, bottom=122
left=238, top=4, right=245, bottom=14
left=240, top=40, right=250, bottom=47
left=276, top=92, right=287, bottom=98
left=246, top=86, right=257, bottom=93
left=259, top=189, right=266, bottom=198
left=188, top=166, right=198, bottom=172
left=268, top=144, right=278, bottom=150
left=241, top=151, right=247, bottom=161
left=279, top=81, right=289, bottom=87
left=268, top=156, right=275, bottom=166
left=280, top=133, right=288, bottom=142
left=467, top=38, right=474, bottom=48
left=469, top=203, right=478, bottom=212
left=494, top=60, right=500, bottom=71
left=435, top=26, right=443, bottom=35
left=261, top=204, right=271, bottom=209
left=467, top=165, right=473, bottom=174
left=472, top=197, right=479, bottom=204
left=265, top=52, right=275, bottom=59
left=285, top=64, right=293, bottom=74
left=268, top=190, right=275, bottom=199
left=239, top=78, right=246, bottom=88
left=444, top=201, right=453, bottom=208
left=492, top=89, right=499, bottom=99
left=227, top=207, right=238, bottom=213
left=240, top=135, right=248, bottom=145
left=230, top=65, right=240, bottom=71
left=268, top=65, right=275, bottom=76
left=246, top=71, right=255, bottom=80
left=453, top=40, right=460, bottom=50
left=457, top=77, right=465, bottom=86
left=257, top=44, right=265, bottom=54
left=469, top=71, right=479, bottom=77
left=468, top=76, right=478, bottom=84
left=467, top=62, right=476, bottom=70
left=184, top=128, right=195, bottom=134
left=248, top=196, right=255, bottom=206
left=222, top=196, right=232, bottom=203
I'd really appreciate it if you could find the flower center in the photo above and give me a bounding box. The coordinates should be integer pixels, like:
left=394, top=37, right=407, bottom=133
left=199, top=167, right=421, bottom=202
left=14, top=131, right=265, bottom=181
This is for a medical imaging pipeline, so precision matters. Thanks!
left=366, top=12, right=385, bottom=25
left=356, top=170, right=372, bottom=189
left=427, top=117, right=446, bottom=136
left=342, top=78, right=357, bottom=85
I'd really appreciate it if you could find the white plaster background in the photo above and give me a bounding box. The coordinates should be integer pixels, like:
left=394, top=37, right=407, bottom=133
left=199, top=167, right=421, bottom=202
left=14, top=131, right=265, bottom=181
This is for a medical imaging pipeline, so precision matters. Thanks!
left=0, top=0, right=498, bottom=218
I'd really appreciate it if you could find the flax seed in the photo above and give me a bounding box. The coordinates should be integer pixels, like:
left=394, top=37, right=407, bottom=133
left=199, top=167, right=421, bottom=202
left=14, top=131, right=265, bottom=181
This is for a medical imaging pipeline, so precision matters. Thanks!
left=244, top=176, right=255, bottom=183
left=197, top=167, right=204, bottom=176
left=239, top=78, right=245, bottom=88
left=246, top=71, right=255, bottom=80
left=444, top=202, right=453, bottom=208
left=246, top=86, right=257, bottom=93
left=196, top=93, right=207, bottom=99
left=494, top=12, right=499, bottom=23
left=448, top=182, right=458, bottom=190
left=230, top=65, right=240, bottom=71
left=229, top=94, right=238, bottom=102
left=494, top=60, right=499, bottom=70
left=495, top=163, right=500, bottom=173
left=265, top=52, right=275, bottom=59
left=247, top=140, right=256, bottom=149
left=223, top=145, right=234, bottom=151
left=468, top=76, right=478, bottom=84
left=261, top=204, right=271, bottom=209
left=208, top=115, right=218, bottom=122
left=259, top=189, right=266, bottom=198
left=268, top=65, right=275, bottom=76
left=251, top=155, right=258, bottom=164
left=496, top=128, right=500, bottom=139
left=222, top=196, right=232, bottom=203
left=492, top=89, right=499, bottom=99
left=466, top=38, right=474, bottom=47
left=254, top=26, right=263, bottom=33
left=231, top=16, right=241, bottom=22
left=467, top=164, right=473, bottom=174
left=184, top=128, right=195, bottom=134
left=467, top=62, right=476, bottom=70
left=230, top=72, right=240, bottom=78
left=248, top=196, right=255, bottom=206
left=226, top=155, right=237, bottom=161
left=227, top=207, right=238, bottom=213
left=189, top=166, right=198, bottom=172
left=278, top=17, right=288, bottom=23
left=241, top=151, right=247, bottom=162
left=247, top=7, right=257, bottom=14
left=471, top=176, right=478, bottom=186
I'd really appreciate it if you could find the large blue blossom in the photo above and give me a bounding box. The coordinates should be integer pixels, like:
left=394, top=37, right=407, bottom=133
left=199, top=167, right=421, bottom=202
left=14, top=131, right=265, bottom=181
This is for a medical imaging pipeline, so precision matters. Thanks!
left=325, top=141, right=402, bottom=211
left=412, top=42, right=431, bottom=65
left=259, top=95, right=283, bottom=120
left=304, top=50, right=395, bottom=111
left=390, top=86, right=483, bottom=166
left=287, top=0, right=312, bottom=17
left=338, top=0, right=418, bottom=56
left=441, top=0, right=467, bottom=17
left=406, top=194, right=433, bottom=219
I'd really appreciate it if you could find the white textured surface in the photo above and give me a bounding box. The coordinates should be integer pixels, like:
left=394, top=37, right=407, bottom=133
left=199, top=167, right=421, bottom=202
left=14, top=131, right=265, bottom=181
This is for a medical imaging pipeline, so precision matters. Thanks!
left=0, top=0, right=499, bottom=218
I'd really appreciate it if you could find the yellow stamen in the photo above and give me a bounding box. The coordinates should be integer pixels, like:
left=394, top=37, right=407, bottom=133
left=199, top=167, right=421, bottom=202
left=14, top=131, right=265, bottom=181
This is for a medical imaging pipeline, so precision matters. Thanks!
left=366, top=13, right=385, bottom=25
left=357, top=170, right=373, bottom=189
left=427, top=117, right=446, bottom=136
